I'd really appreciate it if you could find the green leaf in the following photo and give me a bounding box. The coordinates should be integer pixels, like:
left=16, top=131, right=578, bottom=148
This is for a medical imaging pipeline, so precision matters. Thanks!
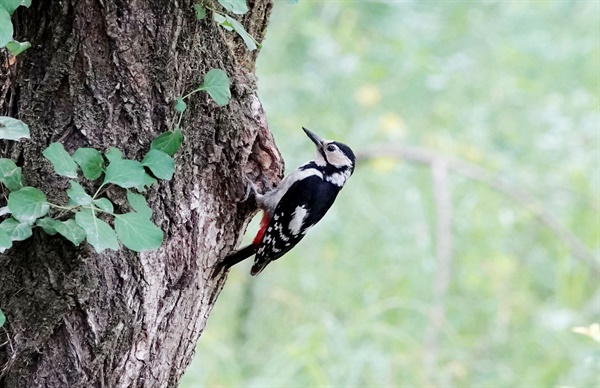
left=66, top=181, right=93, bottom=206
left=141, top=149, right=175, bottom=180
left=197, top=69, right=231, bottom=106
left=217, top=0, right=248, bottom=15
left=43, top=143, right=78, bottom=178
left=137, top=173, right=157, bottom=192
left=104, top=147, right=123, bottom=163
left=0, top=158, right=24, bottom=191
left=225, top=15, right=260, bottom=50
left=127, top=191, right=152, bottom=218
left=0, top=206, right=9, bottom=216
left=0, top=116, right=30, bottom=141
left=92, top=198, right=114, bottom=214
left=75, top=208, right=119, bottom=252
left=114, top=212, right=163, bottom=252
left=0, top=228, right=12, bottom=252
left=73, top=148, right=104, bottom=180
left=0, top=6, right=13, bottom=47
left=8, top=187, right=49, bottom=224
left=103, top=159, right=145, bottom=189
left=193, top=4, right=206, bottom=20
left=5, top=40, right=30, bottom=56
left=0, top=308, right=5, bottom=328
left=36, top=216, right=59, bottom=235
left=213, top=12, right=234, bottom=31
left=1, top=0, right=25, bottom=14
left=0, top=217, right=32, bottom=241
left=174, top=97, right=187, bottom=112
left=150, top=130, right=183, bottom=157
left=55, top=218, right=86, bottom=246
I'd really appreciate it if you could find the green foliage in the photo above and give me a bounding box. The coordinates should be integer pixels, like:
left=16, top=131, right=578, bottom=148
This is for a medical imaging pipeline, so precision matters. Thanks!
left=0, top=116, right=30, bottom=141
left=75, top=208, right=119, bottom=253
left=213, top=12, right=260, bottom=51
left=54, top=219, right=86, bottom=246
left=126, top=191, right=153, bottom=218
left=114, top=212, right=163, bottom=252
left=43, top=143, right=78, bottom=178
left=150, top=130, right=183, bottom=156
left=103, top=159, right=145, bottom=189
left=0, top=217, right=31, bottom=242
left=195, top=68, right=231, bottom=106
left=0, top=308, right=5, bottom=328
left=142, top=149, right=175, bottom=180
left=66, top=181, right=93, bottom=206
left=35, top=216, right=58, bottom=235
left=193, top=4, right=206, bottom=20
left=0, top=158, right=24, bottom=191
left=73, top=148, right=104, bottom=180
left=217, top=0, right=248, bottom=15
left=8, top=187, right=49, bottom=224
left=0, top=0, right=32, bottom=55
left=174, top=97, right=187, bottom=112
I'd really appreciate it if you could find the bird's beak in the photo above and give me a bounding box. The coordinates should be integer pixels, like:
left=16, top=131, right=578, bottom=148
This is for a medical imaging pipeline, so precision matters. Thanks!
left=302, top=127, right=324, bottom=149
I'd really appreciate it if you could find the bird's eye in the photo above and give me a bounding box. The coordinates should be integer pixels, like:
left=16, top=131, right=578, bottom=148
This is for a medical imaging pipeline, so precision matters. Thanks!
left=326, top=145, right=336, bottom=152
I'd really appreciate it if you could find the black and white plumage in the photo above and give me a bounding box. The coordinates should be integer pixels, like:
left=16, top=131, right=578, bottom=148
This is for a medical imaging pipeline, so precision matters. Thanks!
left=216, top=127, right=355, bottom=276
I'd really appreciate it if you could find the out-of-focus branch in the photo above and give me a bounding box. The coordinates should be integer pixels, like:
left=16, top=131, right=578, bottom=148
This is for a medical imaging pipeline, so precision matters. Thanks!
left=423, top=159, right=453, bottom=380
left=357, top=145, right=600, bottom=274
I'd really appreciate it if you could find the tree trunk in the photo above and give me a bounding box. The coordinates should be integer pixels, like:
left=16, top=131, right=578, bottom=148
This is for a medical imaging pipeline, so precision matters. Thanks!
left=0, top=0, right=282, bottom=386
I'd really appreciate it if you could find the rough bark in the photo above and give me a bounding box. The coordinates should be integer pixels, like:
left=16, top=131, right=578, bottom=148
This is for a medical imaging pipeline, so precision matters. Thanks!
left=0, top=0, right=282, bottom=386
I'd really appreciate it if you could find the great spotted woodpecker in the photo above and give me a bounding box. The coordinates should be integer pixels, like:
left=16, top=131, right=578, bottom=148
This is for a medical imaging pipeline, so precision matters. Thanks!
left=216, top=127, right=356, bottom=276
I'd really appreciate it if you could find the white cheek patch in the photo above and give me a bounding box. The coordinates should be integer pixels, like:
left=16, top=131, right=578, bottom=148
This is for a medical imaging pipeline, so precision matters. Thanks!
left=289, top=205, right=308, bottom=235
left=327, top=152, right=352, bottom=168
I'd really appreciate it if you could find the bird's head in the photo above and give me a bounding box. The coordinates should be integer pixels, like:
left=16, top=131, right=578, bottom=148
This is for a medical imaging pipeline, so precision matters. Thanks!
left=303, top=127, right=356, bottom=174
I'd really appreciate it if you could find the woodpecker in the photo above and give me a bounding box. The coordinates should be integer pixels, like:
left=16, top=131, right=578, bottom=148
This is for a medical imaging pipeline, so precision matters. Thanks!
left=216, top=127, right=356, bottom=276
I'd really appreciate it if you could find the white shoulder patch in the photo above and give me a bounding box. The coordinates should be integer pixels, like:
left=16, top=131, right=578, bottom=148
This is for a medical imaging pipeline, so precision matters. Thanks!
left=289, top=205, right=308, bottom=235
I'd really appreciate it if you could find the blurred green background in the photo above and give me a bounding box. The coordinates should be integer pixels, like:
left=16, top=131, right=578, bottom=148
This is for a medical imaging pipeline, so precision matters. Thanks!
left=182, top=1, right=599, bottom=386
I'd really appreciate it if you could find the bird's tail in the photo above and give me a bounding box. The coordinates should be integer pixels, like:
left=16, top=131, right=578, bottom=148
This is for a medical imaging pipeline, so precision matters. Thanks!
left=211, top=244, right=258, bottom=278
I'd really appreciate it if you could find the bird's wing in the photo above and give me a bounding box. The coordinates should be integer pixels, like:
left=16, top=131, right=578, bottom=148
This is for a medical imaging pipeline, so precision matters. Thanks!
left=251, top=175, right=339, bottom=275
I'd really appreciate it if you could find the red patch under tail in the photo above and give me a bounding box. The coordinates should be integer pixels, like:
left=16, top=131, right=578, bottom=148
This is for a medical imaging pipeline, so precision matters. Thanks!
left=253, top=212, right=270, bottom=245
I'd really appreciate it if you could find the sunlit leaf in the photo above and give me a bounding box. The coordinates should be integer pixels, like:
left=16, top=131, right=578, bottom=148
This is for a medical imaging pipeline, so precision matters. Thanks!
left=217, top=0, right=248, bottom=15
left=0, top=116, right=29, bottom=141
left=92, top=198, right=114, bottom=214
left=73, top=148, right=104, bottom=180
left=225, top=15, right=260, bottom=50
left=103, top=159, right=145, bottom=189
left=196, top=68, right=231, bottom=106
left=0, top=6, right=13, bottom=47
left=75, top=208, right=119, bottom=252
left=5, top=40, right=30, bottom=56
left=114, top=212, right=163, bottom=252
left=66, top=181, right=93, bottom=206
left=43, top=143, right=78, bottom=178
left=150, top=129, right=183, bottom=156
left=141, top=149, right=175, bottom=180
left=0, top=228, right=12, bottom=252
left=0, top=158, right=24, bottom=191
left=55, top=218, right=86, bottom=246
left=8, top=187, right=49, bottom=224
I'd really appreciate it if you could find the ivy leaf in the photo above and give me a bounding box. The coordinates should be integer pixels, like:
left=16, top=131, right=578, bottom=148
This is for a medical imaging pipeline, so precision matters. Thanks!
left=5, top=40, right=31, bottom=56
left=55, top=218, right=86, bottom=246
left=0, top=308, right=5, bottom=328
left=0, top=116, right=30, bottom=141
left=36, top=216, right=59, bottom=235
left=217, top=0, right=248, bottom=15
left=114, top=212, right=163, bottom=252
left=193, top=4, right=206, bottom=20
left=43, top=143, right=78, bottom=178
left=126, top=191, right=152, bottom=218
left=92, top=198, right=114, bottom=214
left=0, top=6, right=13, bottom=48
left=103, top=159, right=145, bottom=189
left=73, top=148, right=104, bottom=180
left=0, top=158, right=24, bottom=191
left=150, top=130, right=183, bottom=156
left=0, top=217, right=32, bottom=241
left=104, top=147, right=123, bottom=163
left=196, top=68, right=231, bottom=106
left=213, top=12, right=234, bottom=31
left=225, top=15, right=260, bottom=50
left=66, top=181, right=93, bottom=206
left=174, top=97, right=187, bottom=113
left=141, top=149, right=175, bottom=180
left=0, top=228, right=12, bottom=252
left=75, top=208, right=119, bottom=252
left=8, top=187, right=50, bottom=224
